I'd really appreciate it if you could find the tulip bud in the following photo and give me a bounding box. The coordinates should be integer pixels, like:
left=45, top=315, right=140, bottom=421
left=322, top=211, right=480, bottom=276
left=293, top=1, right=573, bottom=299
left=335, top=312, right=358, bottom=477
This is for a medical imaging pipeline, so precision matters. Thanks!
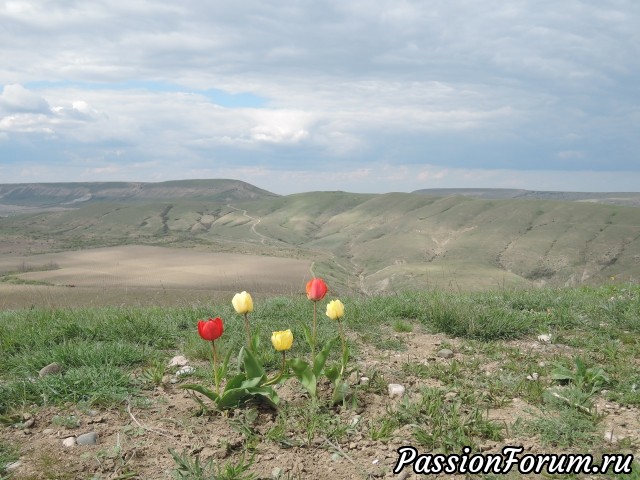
left=306, top=277, right=328, bottom=301
left=197, top=317, right=224, bottom=341
left=271, top=329, right=294, bottom=351
left=232, top=291, right=254, bottom=314
left=326, top=299, right=345, bottom=320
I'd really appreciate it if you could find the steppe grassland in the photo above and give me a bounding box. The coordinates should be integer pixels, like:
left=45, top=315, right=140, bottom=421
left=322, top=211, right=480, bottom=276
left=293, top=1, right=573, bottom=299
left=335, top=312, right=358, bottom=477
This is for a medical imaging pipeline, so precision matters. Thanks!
left=1, top=283, right=639, bottom=478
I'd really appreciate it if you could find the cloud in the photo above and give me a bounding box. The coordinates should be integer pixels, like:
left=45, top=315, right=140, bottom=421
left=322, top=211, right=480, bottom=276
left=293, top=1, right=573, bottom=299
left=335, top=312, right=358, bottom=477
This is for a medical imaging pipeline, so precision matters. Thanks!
left=0, top=84, right=50, bottom=114
left=0, top=1, right=639, bottom=192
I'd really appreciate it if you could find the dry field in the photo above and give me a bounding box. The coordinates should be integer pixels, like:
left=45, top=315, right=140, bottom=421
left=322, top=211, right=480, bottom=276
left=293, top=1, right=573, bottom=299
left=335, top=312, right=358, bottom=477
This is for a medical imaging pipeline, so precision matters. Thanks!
left=0, top=246, right=312, bottom=309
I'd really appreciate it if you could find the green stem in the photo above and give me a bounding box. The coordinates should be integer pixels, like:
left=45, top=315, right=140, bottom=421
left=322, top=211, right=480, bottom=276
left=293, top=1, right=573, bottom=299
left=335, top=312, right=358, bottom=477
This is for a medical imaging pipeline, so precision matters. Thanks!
left=311, top=301, right=317, bottom=362
left=263, top=351, right=287, bottom=386
left=338, top=319, right=347, bottom=376
left=211, top=340, right=220, bottom=395
left=243, top=312, right=252, bottom=351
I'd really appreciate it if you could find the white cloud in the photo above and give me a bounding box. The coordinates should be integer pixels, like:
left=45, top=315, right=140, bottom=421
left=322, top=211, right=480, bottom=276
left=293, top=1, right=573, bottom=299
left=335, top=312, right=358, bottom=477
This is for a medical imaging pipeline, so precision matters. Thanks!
left=0, top=1, right=638, bottom=191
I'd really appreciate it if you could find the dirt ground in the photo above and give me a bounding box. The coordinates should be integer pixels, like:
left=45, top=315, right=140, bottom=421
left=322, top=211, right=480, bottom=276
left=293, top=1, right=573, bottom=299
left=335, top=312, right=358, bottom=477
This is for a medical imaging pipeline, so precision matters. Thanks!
left=2, top=329, right=638, bottom=480
left=0, top=246, right=312, bottom=309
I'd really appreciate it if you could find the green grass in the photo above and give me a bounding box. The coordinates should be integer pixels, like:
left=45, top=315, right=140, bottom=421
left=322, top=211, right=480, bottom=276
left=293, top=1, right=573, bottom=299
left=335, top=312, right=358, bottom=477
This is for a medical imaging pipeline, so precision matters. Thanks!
left=0, top=284, right=639, bottom=478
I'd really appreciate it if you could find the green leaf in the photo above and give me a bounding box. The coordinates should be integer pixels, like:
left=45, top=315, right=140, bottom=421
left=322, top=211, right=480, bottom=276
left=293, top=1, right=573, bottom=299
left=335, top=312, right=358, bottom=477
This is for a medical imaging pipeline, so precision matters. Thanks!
left=250, top=332, right=261, bottom=352
left=302, top=324, right=313, bottom=348
left=180, top=384, right=219, bottom=403
left=239, top=346, right=266, bottom=380
left=289, top=358, right=317, bottom=397
left=331, top=378, right=349, bottom=405
left=246, top=386, right=280, bottom=408
left=313, top=337, right=337, bottom=377
left=217, top=388, right=252, bottom=409
left=325, top=365, right=340, bottom=383
left=225, top=373, right=248, bottom=391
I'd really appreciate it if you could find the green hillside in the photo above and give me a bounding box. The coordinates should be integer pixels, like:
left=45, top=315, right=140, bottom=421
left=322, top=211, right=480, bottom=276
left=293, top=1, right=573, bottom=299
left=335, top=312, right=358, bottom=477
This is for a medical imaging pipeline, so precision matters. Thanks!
left=2, top=187, right=639, bottom=293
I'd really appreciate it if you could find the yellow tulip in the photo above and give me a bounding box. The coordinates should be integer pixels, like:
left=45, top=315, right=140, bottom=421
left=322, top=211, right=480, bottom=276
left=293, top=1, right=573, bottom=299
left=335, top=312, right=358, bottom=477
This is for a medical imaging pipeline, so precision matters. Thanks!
left=232, top=291, right=254, bottom=314
left=271, top=329, right=293, bottom=351
left=325, top=299, right=345, bottom=320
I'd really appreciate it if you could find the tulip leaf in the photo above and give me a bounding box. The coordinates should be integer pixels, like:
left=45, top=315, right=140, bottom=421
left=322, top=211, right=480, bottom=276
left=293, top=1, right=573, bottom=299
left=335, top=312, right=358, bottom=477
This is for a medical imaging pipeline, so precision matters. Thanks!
left=289, top=358, right=316, bottom=397
left=246, top=386, right=280, bottom=408
left=302, top=324, right=313, bottom=349
left=180, top=384, right=220, bottom=403
left=313, top=337, right=337, bottom=377
left=238, top=346, right=266, bottom=380
left=225, top=373, right=248, bottom=391
left=218, top=388, right=252, bottom=409
left=325, top=365, right=340, bottom=383
left=331, top=378, right=349, bottom=405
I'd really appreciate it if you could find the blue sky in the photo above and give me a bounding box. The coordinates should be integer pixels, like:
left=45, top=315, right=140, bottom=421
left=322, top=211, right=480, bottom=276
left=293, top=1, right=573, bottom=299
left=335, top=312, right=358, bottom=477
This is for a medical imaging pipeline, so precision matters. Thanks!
left=1, top=0, right=639, bottom=194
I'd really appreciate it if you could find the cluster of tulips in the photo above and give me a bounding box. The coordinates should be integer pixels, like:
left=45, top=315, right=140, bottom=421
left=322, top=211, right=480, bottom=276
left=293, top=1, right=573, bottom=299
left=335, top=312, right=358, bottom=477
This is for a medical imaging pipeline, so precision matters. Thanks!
left=182, top=277, right=350, bottom=411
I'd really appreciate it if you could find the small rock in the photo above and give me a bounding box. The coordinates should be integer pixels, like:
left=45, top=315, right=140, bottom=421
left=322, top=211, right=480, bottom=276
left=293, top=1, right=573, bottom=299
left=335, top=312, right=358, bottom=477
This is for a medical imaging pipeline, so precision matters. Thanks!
left=42, top=428, right=54, bottom=435
left=349, top=442, right=357, bottom=450
left=39, top=362, right=62, bottom=377
left=444, top=391, right=458, bottom=400
left=19, top=418, right=35, bottom=429
left=271, top=467, right=284, bottom=478
left=176, top=366, right=195, bottom=376
left=537, top=334, right=552, bottom=343
left=6, top=461, right=22, bottom=472
left=437, top=348, right=454, bottom=359
left=604, top=431, right=619, bottom=443
left=331, top=453, right=341, bottom=462
left=359, top=376, right=370, bottom=385
left=170, top=377, right=179, bottom=384
left=526, top=373, right=540, bottom=381
left=62, top=437, right=76, bottom=448
left=388, top=384, right=405, bottom=398
left=372, top=458, right=380, bottom=465
left=76, top=431, right=98, bottom=445
left=168, top=355, right=189, bottom=368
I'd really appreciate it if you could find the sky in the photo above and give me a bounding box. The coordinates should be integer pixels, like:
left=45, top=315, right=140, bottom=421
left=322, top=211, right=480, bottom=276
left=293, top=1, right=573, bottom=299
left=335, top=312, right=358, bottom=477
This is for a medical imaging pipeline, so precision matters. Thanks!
left=1, top=1, right=639, bottom=194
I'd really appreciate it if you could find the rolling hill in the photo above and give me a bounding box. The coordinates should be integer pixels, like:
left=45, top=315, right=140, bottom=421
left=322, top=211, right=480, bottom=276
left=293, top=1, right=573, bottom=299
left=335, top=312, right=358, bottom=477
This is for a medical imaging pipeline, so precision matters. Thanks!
left=1, top=181, right=639, bottom=294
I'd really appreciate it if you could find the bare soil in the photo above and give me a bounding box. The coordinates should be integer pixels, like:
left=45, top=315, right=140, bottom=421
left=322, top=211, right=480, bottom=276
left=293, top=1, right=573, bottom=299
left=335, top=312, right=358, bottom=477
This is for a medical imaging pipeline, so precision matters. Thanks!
left=3, top=330, right=638, bottom=479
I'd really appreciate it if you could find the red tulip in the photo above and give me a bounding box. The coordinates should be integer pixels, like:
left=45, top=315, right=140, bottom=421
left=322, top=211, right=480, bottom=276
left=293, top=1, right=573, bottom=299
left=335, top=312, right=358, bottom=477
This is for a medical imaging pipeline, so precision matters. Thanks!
left=197, top=317, right=224, bottom=341
left=306, top=277, right=328, bottom=301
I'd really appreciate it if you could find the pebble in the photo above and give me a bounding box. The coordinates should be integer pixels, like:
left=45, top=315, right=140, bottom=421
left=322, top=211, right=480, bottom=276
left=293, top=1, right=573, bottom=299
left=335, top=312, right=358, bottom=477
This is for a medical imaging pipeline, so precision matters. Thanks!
left=526, top=373, right=540, bottom=381
left=271, top=467, right=284, bottom=478
left=604, top=431, right=619, bottom=443
left=168, top=355, right=189, bottom=367
left=62, top=437, right=76, bottom=448
left=39, top=362, right=62, bottom=377
left=176, top=366, right=195, bottom=376
left=537, top=334, right=552, bottom=343
left=360, top=376, right=370, bottom=385
left=42, top=428, right=54, bottom=435
left=388, top=384, right=405, bottom=398
left=437, top=349, right=454, bottom=359
left=5, top=461, right=22, bottom=472
left=76, top=431, right=98, bottom=445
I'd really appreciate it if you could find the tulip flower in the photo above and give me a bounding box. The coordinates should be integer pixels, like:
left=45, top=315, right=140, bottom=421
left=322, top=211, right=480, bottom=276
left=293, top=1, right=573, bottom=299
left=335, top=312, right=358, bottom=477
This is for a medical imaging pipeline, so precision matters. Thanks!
left=232, top=291, right=253, bottom=314
left=263, top=329, right=294, bottom=387
left=306, top=278, right=328, bottom=301
left=271, top=329, right=293, bottom=351
left=325, top=299, right=345, bottom=320
left=306, top=277, right=327, bottom=361
left=197, top=317, right=224, bottom=394
left=326, top=299, right=348, bottom=375
left=198, top=317, right=224, bottom=341
left=232, top=291, right=254, bottom=351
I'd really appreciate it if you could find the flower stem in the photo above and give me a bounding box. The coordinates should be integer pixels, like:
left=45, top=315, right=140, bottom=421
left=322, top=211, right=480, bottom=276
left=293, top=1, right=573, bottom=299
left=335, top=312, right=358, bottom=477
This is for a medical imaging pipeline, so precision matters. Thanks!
left=211, top=340, right=219, bottom=395
left=264, top=351, right=287, bottom=386
left=243, top=312, right=252, bottom=351
left=311, top=301, right=317, bottom=361
left=338, top=319, right=347, bottom=376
